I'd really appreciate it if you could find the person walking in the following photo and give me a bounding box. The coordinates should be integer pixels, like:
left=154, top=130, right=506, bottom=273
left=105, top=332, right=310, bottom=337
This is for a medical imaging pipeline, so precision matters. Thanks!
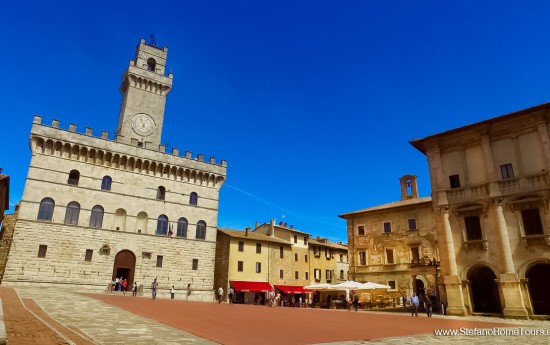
left=132, top=282, right=138, bottom=297
left=425, top=297, right=433, bottom=317
left=171, top=285, right=175, bottom=300
left=122, top=279, right=128, bottom=295
left=186, top=283, right=191, bottom=301
left=410, top=293, right=419, bottom=317
left=228, top=287, right=234, bottom=304
left=217, top=286, right=224, bottom=304
left=151, top=278, right=159, bottom=300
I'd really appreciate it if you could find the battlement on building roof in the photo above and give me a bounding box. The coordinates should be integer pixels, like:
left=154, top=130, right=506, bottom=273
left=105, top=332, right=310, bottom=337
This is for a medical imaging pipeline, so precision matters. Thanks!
left=32, top=115, right=227, bottom=167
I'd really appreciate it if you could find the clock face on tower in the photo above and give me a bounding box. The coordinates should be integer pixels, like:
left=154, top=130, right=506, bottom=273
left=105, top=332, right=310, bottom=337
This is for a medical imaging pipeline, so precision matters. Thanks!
left=131, top=113, right=156, bottom=136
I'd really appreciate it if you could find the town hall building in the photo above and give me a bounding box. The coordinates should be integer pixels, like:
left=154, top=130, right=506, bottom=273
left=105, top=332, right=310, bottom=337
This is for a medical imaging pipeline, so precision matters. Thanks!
left=2, top=39, right=227, bottom=300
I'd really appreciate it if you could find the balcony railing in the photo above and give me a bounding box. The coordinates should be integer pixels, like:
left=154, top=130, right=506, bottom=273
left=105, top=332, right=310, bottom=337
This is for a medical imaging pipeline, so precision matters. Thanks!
left=446, top=183, right=489, bottom=203
left=498, top=172, right=549, bottom=196
left=445, top=172, right=549, bottom=203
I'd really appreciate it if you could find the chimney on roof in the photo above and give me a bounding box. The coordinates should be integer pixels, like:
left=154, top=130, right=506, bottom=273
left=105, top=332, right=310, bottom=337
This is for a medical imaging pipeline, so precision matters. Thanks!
left=279, top=221, right=283, bottom=226
left=269, top=219, right=275, bottom=237
left=283, top=222, right=287, bottom=227
left=290, top=225, right=294, bottom=229
left=255, top=221, right=259, bottom=229
left=245, top=227, right=250, bottom=237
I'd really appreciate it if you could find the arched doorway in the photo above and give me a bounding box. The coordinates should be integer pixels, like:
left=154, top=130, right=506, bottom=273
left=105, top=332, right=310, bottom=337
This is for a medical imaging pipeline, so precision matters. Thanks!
left=415, top=278, right=425, bottom=297
left=468, top=266, right=502, bottom=314
left=527, top=263, right=550, bottom=315
left=112, top=250, right=136, bottom=291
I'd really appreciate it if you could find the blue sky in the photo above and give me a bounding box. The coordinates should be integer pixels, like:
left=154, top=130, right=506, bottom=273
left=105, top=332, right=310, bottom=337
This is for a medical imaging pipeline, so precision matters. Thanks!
left=2, top=1, right=550, bottom=242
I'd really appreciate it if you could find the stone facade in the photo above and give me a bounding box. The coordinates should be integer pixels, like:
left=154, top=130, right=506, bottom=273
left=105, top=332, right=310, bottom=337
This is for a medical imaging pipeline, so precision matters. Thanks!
left=0, top=208, right=16, bottom=279
left=411, top=102, right=550, bottom=318
left=340, top=175, right=440, bottom=306
left=3, top=39, right=226, bottom=301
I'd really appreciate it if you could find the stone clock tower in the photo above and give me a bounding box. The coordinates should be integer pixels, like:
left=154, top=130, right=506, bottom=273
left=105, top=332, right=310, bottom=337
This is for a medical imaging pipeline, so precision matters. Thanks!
left=116, top=38, right=173, bottom=148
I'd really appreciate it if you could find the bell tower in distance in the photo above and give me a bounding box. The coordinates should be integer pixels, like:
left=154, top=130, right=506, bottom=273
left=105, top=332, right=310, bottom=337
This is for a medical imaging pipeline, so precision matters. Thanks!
left=116, top=38, right=173, bottom=148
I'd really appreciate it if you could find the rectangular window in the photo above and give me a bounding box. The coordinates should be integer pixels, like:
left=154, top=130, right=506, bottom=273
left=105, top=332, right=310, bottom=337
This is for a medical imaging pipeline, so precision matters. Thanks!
left=192, top=259, right=199, bottom=270
left=464, top=215, right=483, bottom=241
left=386, top=249, right=394, bottom=264
left=522, top=208, right=544, bottom=235
left=304, top=237, right=308, bottom=245
left=304, top=254, right=308, bottom=262
left=408, top=218, right=417, bottom=230
left=500, top=163, right=514, bottom=179
left=280, top=270, right=284, bottom=278
left=294, top=253, right=298, bottom=261
left=38, top=245, right=47, bottom=258
left=449, top=174, right=461, bottom=188
left=411, top=246, right=420, bottom=264
left=294, top=235, right=298, bottom=244
left=256, top=243, right=261, bottom=254
left=85, top=249, right=93, bottom=262
left=358, top=225, right=365, bottom=235
left=156, top=255, right=163, bottom=267
left=388, top=280, right=396, bottom=290
left=314, top=268, right=321, bottom=280
left=305, top=272, right=309, bottom=280
left=326, top=270, right=333, bottom=280
left=339, top=270, right=344, bottom=279
left=279, top=246, right=284, bottom=258
left=359, top=251, right=366, bottom=266
left=314, top=246, right=320, bottom=257
left=383, top=222, right=392, bottom=233
left=256, top=262, right=262, bottom=273
left=238, top=241, right=244, bottom=252
left=238, top=261, right=243, bottom=272
left=340, top=254, right=343, bottom=262
left=295, top=271, right=299, bottom=279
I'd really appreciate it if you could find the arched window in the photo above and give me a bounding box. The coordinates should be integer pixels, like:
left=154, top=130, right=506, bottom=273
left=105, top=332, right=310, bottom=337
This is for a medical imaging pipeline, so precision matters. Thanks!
left=136, top=211, right=148, bottom=233
left=101, top=176, right=112, bottom=191
left=37, top=197, right=55, bottom=221
left=177, top=217, right=188, bottom=238
left=189, top=192, right=198, bottom=205
left=147, top=58, right=156, bottom=71
left=156, top=214, right=169, bottom=235
left=64, top=201, right=80, bottom=225
left=157, top=186, right=166, bottom=200
left=89, top=205, right=104, bottom=228
left=68, top=170, right=80, bottom=185
left=114, top=208, right=127, bottom=231
left=196, top=220, right=207, bottom=240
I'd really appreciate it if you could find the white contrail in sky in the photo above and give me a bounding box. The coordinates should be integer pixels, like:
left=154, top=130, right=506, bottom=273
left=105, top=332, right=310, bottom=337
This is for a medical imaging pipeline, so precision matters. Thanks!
left=224, top=184, right=343, bottom=229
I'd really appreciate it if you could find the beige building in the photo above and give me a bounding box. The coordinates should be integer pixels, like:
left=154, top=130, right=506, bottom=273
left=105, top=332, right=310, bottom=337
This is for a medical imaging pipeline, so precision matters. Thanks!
left=254, top=220, right=312, bottom=289
left=214, top=220, right=348, bottom=305
left=411, top=102, right=550, bottom=318
left=308, top=237, right=349, bottom=284
left=340, top=175, right=439, bottom=306
left=2, top=39, right=227, bottom=301
left=214, top=227, right=292, bottom=304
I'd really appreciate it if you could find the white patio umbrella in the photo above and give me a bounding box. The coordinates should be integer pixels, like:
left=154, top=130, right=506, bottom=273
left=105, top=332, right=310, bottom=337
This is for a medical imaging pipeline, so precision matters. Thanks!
left=361, top=282, right=392, bottom=289
left=304, top=283, right=334, bottom=290
left=333, top=281, right=367, bottom=301
left=333, top=281, right=367, bottom=290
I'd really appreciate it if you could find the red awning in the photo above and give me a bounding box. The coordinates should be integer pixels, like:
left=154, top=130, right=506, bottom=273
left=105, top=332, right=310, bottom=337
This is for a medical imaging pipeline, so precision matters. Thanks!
left=230, top=281, right=273, bottom=292
left=275, top=285, right=313, bottom=294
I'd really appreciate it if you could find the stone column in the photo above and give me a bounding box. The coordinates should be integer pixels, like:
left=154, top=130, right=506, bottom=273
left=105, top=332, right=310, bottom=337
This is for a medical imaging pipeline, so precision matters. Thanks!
left=495, top=201, right=529, bottom=318
left=481, top=136, right=500, bottom=197
left=536, top=119, right=550, bottom=170
left=441, top=207, right=467, bottom=316
left=427, top=145, right=448, bottom=206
